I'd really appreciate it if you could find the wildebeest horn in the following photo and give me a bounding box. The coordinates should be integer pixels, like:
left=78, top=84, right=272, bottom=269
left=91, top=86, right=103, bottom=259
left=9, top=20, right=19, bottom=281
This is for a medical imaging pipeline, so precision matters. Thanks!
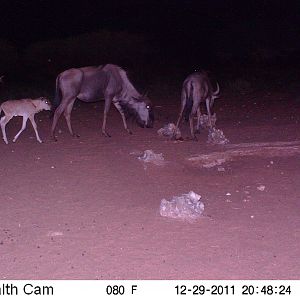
left=213, top=82, right=220, bottom=95
left=0, top=75, right=4, bottom=82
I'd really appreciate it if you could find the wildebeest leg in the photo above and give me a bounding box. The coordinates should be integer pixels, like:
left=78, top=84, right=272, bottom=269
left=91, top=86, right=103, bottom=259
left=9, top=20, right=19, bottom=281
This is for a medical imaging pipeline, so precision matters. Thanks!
left=113, top=101, right=132, bottom=135
left=0, top=115, right=13, bottom=144
left=174, top=108, right=184, bottom=134
left=173, top=92, right=187, bottom=139
left=189, top=105, right=198, bottom=140
left=102, top=94, right=113, bottom=137
left=64, top=99, right=78, bottom=137
left=206, top=98, right=212, bottom=128
left=51, top=104, right=66, bottom=141
left=195, top=107, right=201, bottom=134
left=13, top=116, right=28, bottom=143
left=28, top=115, right=42, bottom=143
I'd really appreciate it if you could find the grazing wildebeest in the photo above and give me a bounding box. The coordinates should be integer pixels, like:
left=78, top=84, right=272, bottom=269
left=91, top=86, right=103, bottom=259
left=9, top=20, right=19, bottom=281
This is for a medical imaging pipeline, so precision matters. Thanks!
left=51, top=64, right=154, bottom=140
left=0, top=97, right=51, bottom=144
left=174, top=70, right=220, bottom=140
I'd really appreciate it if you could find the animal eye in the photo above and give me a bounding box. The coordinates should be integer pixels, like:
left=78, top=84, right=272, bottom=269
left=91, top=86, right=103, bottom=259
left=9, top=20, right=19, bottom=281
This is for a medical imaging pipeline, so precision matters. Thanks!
left=146, top=105, right=150, bottom=109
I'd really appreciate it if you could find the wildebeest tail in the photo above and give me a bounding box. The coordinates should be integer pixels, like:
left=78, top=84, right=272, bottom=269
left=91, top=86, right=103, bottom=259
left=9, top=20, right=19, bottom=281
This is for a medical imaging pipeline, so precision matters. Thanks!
left=183, top=82, right=193, bottom=122
left=50, top=75, right=62, bottom=118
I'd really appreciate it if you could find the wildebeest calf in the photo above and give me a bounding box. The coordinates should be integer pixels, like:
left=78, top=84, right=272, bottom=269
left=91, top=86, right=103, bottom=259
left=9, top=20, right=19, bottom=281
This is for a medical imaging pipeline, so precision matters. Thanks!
left=0, top=97, right=51, bottom=144
left=174, top=70, right=220, bottom=140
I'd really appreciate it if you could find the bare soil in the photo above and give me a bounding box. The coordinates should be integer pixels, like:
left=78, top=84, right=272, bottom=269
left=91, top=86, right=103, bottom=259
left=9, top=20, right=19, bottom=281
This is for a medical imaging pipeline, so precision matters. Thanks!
left=1, top=89, right=300, bottom=279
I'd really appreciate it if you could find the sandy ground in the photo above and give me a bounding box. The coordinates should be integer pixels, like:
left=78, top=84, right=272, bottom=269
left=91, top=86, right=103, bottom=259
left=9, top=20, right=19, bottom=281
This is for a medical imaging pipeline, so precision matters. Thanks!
left=0, top=89, right=300, bottom=280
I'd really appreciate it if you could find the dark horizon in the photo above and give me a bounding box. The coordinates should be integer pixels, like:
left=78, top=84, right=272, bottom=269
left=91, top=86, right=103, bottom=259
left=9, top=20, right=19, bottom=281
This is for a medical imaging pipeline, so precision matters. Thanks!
left=1, top=0, right=300, bottom=49
left=1, top=0, right=300, bottom=80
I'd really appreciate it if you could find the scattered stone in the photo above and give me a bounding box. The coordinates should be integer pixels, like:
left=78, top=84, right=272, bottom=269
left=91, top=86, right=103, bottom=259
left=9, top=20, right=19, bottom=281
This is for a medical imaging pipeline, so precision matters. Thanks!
left=47, top=231, right=63, bottom=237
left=257, top=185, right=266, bottom=191
left=198, top=113, right=217, bottom=128
left=160, top=191, right=204, bottom=222
left=157, top=123, right=181, bottom=139
left=202, top=158, right=227, bottom=168
left=207, top=127, right=229, bottom=145
left=138, top=150, right=165, bottom=166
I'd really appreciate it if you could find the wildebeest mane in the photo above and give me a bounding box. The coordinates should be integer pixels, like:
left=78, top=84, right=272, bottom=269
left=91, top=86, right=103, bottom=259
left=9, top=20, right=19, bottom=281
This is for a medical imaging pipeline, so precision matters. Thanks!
left=117, top=66, right=141, bottom=100
left=119, top=100, right=139, bottom=120
left=106, top=64, right=147, bottom=122
left=103, top=64, right=141, bottom=100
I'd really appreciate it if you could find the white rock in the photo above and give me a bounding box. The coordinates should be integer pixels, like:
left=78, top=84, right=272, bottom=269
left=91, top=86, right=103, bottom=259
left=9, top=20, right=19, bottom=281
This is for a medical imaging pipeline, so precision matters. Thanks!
left=257, top=185, right=266, bottom=191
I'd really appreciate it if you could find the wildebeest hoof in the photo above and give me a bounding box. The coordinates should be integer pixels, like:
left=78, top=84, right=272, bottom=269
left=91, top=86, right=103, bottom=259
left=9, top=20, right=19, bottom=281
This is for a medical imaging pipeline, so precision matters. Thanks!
left=188, top=136, right=198, bottom=141
left=194, top=129, right=201, bottom=134
left=170, top=135, right=183, bottom=141
left=127, top=130, right=133, bottom=135
left=102, top=131, right=111, bottom=138
left=73, top=134, right=80, bottom=138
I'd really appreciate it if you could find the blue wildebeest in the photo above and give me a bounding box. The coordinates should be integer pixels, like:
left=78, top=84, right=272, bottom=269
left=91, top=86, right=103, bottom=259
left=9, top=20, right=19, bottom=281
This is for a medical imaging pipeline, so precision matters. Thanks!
left=51, top=64, right=154, bottom=140
left=174, top=70, right=219, bottom=140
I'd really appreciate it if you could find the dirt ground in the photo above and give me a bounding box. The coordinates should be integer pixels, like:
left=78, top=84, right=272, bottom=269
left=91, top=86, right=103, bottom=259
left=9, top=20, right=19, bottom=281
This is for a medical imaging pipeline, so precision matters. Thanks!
left=0, top=89, right=300, bottom=280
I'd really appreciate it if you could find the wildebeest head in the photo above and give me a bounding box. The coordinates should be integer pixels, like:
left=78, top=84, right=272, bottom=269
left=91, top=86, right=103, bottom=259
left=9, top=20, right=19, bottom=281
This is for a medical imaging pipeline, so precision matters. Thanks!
left=134, top=95, right=154, bottom=128
left=121, top=94, right=154, bottom=128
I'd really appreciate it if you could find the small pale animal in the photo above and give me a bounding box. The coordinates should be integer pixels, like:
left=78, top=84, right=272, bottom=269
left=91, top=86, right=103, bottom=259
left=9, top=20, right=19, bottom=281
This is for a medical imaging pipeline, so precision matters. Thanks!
left=0, top=97, right=51, bottom=144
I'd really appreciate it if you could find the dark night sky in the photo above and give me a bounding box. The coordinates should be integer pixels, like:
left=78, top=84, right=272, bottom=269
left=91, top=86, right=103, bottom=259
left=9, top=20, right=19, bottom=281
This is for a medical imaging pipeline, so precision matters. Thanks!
left=1, top=0, right=300, bottom=48
left=1, top=0, right=300, bottom=71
